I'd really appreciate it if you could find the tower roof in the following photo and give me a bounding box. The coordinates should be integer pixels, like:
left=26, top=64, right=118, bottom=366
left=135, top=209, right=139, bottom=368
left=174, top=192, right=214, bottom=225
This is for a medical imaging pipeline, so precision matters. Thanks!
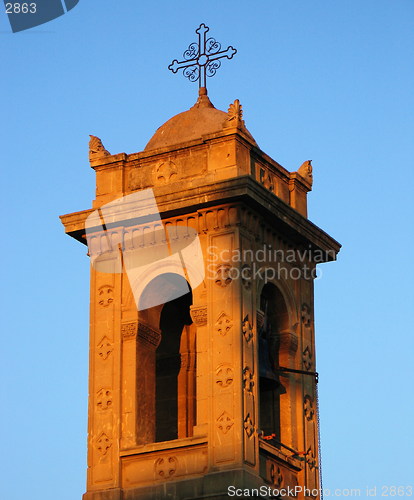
left=145, top=88, right=257, bottom=151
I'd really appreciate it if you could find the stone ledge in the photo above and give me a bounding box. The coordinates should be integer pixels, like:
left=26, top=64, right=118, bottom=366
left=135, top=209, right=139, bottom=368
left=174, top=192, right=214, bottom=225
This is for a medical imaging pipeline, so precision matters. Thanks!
left=120, top=435, right=208, bottom=457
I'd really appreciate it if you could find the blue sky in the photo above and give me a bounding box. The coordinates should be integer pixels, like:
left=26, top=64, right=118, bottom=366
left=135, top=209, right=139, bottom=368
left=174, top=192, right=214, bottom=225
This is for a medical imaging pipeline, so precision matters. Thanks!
left=1, top=1, right=413, bottom=499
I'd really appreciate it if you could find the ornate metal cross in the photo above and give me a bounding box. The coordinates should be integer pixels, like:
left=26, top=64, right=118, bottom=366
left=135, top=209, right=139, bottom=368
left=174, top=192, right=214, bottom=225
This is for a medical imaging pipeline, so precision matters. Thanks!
left=168, top=24, right=237, bottom=89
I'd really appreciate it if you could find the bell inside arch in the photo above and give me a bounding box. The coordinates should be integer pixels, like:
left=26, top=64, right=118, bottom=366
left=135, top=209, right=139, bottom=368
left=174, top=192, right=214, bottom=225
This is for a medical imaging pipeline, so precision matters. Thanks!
left=259, top=335, right=279, bottom=383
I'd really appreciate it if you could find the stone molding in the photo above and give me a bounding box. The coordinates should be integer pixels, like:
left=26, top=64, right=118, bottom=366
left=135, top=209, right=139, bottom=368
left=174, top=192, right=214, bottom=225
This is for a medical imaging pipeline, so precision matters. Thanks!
left=121, top=321, right=161, bottom=349
left=138, top=322, right=161, bottom=349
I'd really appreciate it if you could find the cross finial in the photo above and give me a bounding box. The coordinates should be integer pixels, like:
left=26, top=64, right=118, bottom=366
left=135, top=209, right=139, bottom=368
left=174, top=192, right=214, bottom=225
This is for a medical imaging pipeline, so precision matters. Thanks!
left=168, top=23, right=237, bottom=91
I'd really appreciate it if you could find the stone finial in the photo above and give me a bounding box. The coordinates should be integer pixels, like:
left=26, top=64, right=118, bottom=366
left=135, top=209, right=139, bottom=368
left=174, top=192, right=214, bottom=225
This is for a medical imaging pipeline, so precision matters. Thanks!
left=89, top=135, right=111, bottom=161
left=223, top=99, right=245, bottom=129
left=298, top=160, right=313, bottom=186
left=191, top=87, right=215, bottom=110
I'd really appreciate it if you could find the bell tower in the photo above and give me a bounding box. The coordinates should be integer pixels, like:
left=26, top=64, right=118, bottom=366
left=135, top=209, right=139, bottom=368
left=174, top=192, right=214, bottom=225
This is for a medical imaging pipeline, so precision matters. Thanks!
left=60, top=25, right=340, bottom=500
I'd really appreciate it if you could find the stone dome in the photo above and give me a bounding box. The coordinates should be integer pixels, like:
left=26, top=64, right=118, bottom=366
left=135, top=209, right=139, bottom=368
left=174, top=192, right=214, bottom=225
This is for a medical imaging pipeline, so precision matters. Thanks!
left=145, top=88, right=256, bottom=151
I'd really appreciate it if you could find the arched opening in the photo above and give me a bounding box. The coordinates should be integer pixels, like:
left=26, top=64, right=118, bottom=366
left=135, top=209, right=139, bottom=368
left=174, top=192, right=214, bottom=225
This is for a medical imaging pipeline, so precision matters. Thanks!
left=156, top=289, right=194, bottom=441
left=138, top=273, right=196, bottom=444
left=258, top=282, right=289, bottom=442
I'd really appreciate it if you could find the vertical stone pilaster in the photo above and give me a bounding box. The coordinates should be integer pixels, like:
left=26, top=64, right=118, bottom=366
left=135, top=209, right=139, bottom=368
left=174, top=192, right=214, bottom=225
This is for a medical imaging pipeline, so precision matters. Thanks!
left=190, top=303, right=208, bottom=437
left=240, top=235, right=258, bottom=469
left=88, top=266, right=121, bottom=490
left=209, top=231, right=241, bottom=466
left=120, top=321, right=138, bottom=449
left=301, top=277, right=319, bottom=492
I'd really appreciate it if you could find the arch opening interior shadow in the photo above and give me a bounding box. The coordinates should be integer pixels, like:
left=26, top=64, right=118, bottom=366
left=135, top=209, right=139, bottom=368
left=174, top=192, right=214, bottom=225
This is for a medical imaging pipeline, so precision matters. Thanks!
left=258, top=282, right=289, bottom=442
left=152, top=275, right=194, bottom=443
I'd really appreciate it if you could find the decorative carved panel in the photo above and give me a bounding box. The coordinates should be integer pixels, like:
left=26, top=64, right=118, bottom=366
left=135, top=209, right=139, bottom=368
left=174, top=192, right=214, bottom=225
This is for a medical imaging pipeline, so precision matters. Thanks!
left=301, top=303, right=311, bottom=327
left=154, top=456, right=178, bottom=480
left=98, top=285, right=114, bottom=307
left=215, top=263, right=233, bottom=287
left=242, top=314, right=253, bottom=343
left=270, top=463, right=284, bottom=488
left=215, top=364, right=234, bottom=388
left=243, top=366, right=254, bottom=393
left=96, top=388, right=113, bottom=411
left=97, top=336, right=113, bottom=360
left=154, top=160, right=178, bottom=184
left=243, top=413, right=254, bottom=438
left=260, top=167, right=274, bottom=192
left=215, top=312, right=233, bottom=336
left=96, top=432, right=111, bottom=456
left=121, top=446, right=208, bottom=488
left=302, top=345, right=313, bottom=371
left=217, top=411, right=234, bottom=434
left=304, top=395, right=315, bottom=421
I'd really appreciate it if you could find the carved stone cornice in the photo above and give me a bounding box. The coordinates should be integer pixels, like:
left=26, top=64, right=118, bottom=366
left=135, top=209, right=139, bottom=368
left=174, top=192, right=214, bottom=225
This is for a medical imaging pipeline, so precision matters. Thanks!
left=60, top=176, right=341, bottom=261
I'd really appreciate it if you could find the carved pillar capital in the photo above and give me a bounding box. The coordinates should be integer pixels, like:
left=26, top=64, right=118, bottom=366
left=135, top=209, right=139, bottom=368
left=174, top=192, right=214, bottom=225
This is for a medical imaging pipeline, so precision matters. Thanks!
left=121, top=322, right=137, bottom=340
left=190, top=305, right=207, bottom=326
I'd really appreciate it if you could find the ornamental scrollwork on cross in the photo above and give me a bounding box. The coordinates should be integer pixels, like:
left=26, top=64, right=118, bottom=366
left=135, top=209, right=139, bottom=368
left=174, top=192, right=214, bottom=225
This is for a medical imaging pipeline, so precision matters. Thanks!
left=168, top=24, right=237, bottom=89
